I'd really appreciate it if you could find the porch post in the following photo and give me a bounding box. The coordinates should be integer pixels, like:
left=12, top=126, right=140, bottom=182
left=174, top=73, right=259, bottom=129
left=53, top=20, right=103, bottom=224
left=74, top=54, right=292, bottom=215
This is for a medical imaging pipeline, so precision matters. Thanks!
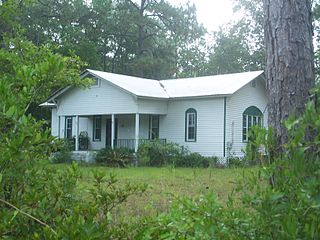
left=111, top=114, right=115, bottom=149
left=135, top=113, right=140, bottom=152
left=58, top=116, right=61, bottom=138
left=75, top=115, right=79, bottom=151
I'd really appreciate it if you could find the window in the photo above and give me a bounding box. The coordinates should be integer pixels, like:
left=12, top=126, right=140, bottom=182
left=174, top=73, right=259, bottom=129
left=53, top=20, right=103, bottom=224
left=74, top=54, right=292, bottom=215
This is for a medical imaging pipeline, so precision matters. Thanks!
left=93, top=116, right=102, bottom=141
left=149, top=115, right=159, bottom=139
left=65, top=116, right=73, bottom=139
left=243, top=106, right=263, bottom=142
left=185, top=108, right=197, bottom=142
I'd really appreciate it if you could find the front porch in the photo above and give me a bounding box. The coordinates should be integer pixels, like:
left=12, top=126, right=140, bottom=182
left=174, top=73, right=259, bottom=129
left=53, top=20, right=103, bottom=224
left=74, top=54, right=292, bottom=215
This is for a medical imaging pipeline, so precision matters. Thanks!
left=56, top=113, right=166, bottom=152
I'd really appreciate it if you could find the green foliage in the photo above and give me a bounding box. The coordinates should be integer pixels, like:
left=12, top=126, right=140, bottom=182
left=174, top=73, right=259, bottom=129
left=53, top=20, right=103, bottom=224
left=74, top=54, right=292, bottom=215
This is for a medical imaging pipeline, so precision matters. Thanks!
left=175, top=152, right=218, bottom=168
left=244, top=125, right=275, bottom=166
left=1, top=162, right=147, bottom=239
left=138, top=141, right=217, bottom=168
left=0, top=37, right=89, bottom=108
left=95, top=147, right=134, bottom=167
left=50, top=139, right=74, bottom=164
left=4, top=0, right=206, bottom=78
left=228, top=156, right=246, bottom=168
left=137, top=141, right=185, bottom=167
left=138, top=193, right=257, bottom=239
left=0, top=34, right=146, bottom=238
left=206, top=19, right=263, bottom=75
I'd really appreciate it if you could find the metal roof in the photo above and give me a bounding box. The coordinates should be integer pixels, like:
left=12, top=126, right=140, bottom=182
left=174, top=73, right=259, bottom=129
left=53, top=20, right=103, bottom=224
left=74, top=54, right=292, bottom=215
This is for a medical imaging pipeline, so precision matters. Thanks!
left=89, top=69, right=264, bottom=99
left=87, top=69, right=169, bottom=98
left=41, top=69, right=264, bottom=106
left=160, top=70, right=264, bottom=98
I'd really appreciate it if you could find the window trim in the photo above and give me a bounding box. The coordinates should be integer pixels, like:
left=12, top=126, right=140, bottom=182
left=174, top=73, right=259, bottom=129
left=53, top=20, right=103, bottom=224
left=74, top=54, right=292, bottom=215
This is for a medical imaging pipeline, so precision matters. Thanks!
left=149, top=115, right=159, bottom=140
left=242, top=106, right=263, bottom=142
left=65, top=116, right=73, bottom=139
left=185, top=108, right=197, bottom=142
left=93, top=115, right=102, bottom=142
left=89, top=76, right=101, bottom=88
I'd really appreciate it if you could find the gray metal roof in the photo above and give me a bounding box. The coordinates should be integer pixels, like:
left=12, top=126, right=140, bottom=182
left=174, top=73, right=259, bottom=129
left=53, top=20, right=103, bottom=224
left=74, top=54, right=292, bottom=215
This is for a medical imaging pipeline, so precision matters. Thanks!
left=87, top=69, right=169, bottom=98
left=42, top=69, right=264, bottom=106
left=88, top=69, right=264, bottom=99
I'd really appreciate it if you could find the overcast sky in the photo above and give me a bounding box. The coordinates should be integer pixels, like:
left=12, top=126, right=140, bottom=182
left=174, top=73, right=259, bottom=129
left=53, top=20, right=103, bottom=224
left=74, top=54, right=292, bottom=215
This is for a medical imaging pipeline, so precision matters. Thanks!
left=169, top=0, right=236, bottom=32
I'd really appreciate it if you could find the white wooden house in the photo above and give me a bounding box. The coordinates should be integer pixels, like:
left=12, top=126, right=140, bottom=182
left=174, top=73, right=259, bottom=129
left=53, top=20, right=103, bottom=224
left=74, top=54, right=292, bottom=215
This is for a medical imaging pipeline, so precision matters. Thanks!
left=42, top=69, right=267, bottom=159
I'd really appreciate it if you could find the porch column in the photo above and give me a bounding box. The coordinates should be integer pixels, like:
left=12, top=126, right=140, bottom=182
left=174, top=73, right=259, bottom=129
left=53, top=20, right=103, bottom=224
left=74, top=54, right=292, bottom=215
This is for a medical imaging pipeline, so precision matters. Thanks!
left=111, top=114, right=115, bottom=149
left=135, top=113, right=140, bottom=152
left=75, top=115, right=79, bottom=151
left=58, top=116, right=61, bottom=138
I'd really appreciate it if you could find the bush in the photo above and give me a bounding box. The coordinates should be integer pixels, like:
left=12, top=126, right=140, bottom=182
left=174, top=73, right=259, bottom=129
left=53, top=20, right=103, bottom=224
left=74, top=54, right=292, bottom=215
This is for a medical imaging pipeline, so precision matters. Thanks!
left=175, top=152, right=218, bottom=168
left=137, top=193, right=258, bottom=239
left=228, top=156, right=246, bottom=167
left=138, top=141, right=218, bottom=168
left=95, top=147, right=134, bottom=167
left=50, top=139, right=73, bottom=164
left=137, top=141, right=186, bottom=167
left=245, top=125, right=270, bottom=166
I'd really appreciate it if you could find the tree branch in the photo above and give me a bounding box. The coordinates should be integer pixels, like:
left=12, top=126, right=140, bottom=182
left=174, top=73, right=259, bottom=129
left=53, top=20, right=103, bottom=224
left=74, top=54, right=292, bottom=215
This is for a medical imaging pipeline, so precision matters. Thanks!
left=24, top=82, right=45, bottom=114
left=127, top=0, right=140, bottom=11
left=0, top=198, right=57, bottom=235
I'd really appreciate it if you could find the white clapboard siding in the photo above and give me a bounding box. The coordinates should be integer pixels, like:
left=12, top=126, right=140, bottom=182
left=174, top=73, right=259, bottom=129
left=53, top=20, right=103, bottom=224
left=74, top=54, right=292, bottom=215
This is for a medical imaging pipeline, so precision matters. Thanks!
left=115, top=114, right=151, bottom=139
left=139, top=114, right=150, bottom=139
left=160, top=98, right=225, bottom=157
left=56, top=80, right=137, bottom=116
left=137, top=99, right=168, bottom=114
left=117, top=114, right=135, bottom=139
left=226, top=78, right=268, bottom=157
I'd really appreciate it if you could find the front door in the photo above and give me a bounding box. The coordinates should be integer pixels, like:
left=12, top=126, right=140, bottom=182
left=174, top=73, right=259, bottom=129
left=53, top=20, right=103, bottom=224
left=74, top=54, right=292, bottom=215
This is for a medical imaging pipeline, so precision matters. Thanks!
left=105, top=118, right=118, bottom=147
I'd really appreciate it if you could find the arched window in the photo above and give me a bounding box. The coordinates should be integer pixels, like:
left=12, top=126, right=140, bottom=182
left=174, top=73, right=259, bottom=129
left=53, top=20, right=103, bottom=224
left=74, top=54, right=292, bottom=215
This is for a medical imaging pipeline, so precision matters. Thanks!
left=185, top=108, right=197, bottom=142
left=243, top=106, right=263, bottom=142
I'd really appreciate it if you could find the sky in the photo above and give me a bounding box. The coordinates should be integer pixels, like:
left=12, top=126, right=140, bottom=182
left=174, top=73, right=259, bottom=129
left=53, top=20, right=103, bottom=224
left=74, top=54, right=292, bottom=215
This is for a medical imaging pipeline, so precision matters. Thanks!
left=169, top=0, right=236, bottom=32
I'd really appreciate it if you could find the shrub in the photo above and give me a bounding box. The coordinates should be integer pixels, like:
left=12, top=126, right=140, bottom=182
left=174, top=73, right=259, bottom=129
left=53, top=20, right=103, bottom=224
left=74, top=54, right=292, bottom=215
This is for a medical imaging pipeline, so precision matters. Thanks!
left=138, top=141, right=218, bottom=168
left=0, top=162, right=148, bottom=239
left=50, top=139, right=73, bottom=164
left=175, top=152, right=218, bottom=168
left=137, top=141, right=186, bottom=167
left=95, top=147, right=134, bottom=167
left=228, top=156, right=246, bottom=167
left=245, top=125, right=270, bottom=166
left=137, top=193, right=258, bottom=239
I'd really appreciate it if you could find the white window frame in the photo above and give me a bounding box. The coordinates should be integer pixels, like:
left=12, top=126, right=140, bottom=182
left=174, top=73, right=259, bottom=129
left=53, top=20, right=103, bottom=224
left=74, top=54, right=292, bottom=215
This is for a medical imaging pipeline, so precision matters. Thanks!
left=243, top=114, right=263, bottom=142
left=185, top=109, right=197, bottom=142
left=93, top=116, right=102, bottom=142
left=149, top=115, right=159, bottom=140
left=65, top=116, right=73, bottom=139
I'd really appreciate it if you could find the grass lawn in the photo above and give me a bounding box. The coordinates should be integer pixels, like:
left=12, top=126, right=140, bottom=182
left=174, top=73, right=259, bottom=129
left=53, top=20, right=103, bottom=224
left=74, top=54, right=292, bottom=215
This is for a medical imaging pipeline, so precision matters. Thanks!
left=52, top=164, right=252, bottom=221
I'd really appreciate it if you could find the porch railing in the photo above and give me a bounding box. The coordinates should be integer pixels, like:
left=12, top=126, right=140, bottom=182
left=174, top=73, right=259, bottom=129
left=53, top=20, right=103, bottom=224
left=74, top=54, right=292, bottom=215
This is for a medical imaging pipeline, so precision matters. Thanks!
left=114, top=139, right=166, bottom=150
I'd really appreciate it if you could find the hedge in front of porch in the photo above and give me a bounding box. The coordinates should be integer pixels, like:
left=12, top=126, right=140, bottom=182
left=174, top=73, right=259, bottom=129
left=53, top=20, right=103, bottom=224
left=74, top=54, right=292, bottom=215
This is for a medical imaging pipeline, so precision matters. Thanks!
left=137, top=141, right=218, bottom=168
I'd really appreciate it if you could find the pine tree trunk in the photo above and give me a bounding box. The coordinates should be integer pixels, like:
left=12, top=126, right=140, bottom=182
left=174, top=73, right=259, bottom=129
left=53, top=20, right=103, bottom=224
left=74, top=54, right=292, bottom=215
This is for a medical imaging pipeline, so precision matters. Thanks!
left=263, top=0, right=315, bottom=153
